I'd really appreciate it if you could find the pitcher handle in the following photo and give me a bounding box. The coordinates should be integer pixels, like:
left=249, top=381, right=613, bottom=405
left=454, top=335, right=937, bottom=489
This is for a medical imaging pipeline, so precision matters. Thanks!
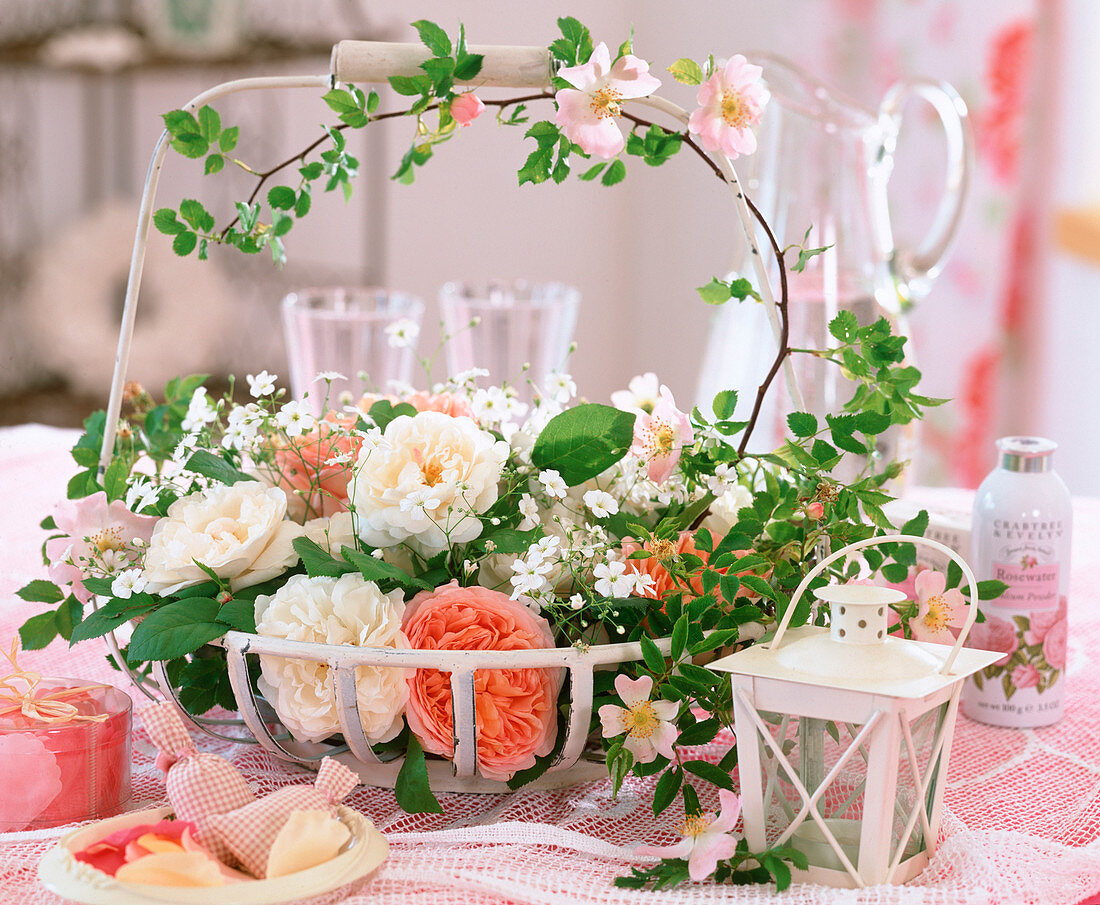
left=876, top=80, right=973, bottom=300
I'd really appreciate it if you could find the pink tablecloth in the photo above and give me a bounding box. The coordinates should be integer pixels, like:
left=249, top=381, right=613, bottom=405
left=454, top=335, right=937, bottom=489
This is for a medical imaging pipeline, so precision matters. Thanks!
left=1, top=423, right=1099, bottom=905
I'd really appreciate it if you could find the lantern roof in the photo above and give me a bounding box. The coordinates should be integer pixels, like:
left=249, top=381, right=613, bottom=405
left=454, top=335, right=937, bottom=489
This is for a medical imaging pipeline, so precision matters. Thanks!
left=710, top=624, right=1002, bottom=699
left=710, top=583, right=1003, bottom=699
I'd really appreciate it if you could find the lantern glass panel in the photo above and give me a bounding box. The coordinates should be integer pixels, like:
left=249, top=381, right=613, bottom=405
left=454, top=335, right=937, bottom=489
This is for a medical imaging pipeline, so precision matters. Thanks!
left=756, top=712, right=870, bottom=871
left=892, top=701, right=951, bottom=862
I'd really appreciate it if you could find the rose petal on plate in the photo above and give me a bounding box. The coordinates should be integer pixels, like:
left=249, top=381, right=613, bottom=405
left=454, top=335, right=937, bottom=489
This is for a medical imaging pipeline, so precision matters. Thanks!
left=265, top=809, right=351, bottom=878
left=114, top=851, right=226, bottom=887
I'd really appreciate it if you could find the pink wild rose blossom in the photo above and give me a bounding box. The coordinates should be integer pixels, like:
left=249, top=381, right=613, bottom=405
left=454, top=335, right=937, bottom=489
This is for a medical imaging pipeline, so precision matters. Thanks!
left=451, top=92, right=485, bottom=127
left=630, top=385, right=694, bottom=484
left=637, top=789, right=742, bottom=881
left=908, top=570, right=966, bottom=644
left=688, top=55, right=768, bottom=159
left=1010, top=663, right=1040, bottom=689
left=45, top=492, right=159, bottom=603
left=554, top=42, right=661, bottom=160
left=598, top=674, right=678, bottom=763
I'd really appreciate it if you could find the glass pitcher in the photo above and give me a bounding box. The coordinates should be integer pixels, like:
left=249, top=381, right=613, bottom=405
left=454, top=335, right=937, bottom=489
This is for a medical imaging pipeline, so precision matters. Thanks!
left=698, top=54, right=972, bottom=481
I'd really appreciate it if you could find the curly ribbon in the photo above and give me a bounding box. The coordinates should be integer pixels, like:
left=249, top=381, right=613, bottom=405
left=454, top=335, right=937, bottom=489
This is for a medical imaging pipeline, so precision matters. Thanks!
left=0, top=640, right=110, bottom=724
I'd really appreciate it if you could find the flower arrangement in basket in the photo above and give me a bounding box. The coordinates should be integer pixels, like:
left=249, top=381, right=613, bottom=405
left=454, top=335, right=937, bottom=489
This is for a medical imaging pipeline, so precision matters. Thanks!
left=16, top=17, right=1005, bottom=891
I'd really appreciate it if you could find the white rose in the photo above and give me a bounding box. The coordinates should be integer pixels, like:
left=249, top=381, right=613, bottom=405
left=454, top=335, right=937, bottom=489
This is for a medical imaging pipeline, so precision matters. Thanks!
left=254, top=572, right=409, bottom=744
left=350, top=411, right=509, bottom=553
left=303, top=511, right=356, bottom=556
left=143, top=481, right=302, bottom=595
left=699, top=483, right=754, bottom=539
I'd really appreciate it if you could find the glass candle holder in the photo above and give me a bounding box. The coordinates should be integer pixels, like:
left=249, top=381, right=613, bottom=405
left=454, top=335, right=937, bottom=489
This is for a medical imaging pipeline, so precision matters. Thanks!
left=0, top=680, right=132, bottom=831
left=439, top=280, right=579, bottom=403
left=282, top=287, right=424, bottom=414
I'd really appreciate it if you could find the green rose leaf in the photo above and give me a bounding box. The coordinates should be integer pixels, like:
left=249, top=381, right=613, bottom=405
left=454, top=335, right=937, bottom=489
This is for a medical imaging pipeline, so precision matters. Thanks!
left=16, top=579, right=64, bottom=604
left=682, top=758, right=736, bottom=790
left=19, top=611, right=59, bottom=650
left=153, top=208, right=185, bottom=235
left=342, top=548, right=430, bottom=591
left=217, top=599, right=257, bottom=633
left=197, top=105, right=221, bottom=142
left=667, top=58, right=704, bottom=85
left=183, top=450, right=251, bottom=486
left=531, top=403, right=635, bottom=486
left=697, top=278, right=731, bottom=305
left=601, top=159, right=626, bottom=186
left=711, top=389, right=738, bottom=420
left=293, top=536, right=355, bottom=579
left=395, top=734, right=444, bottom=814
left=267, top=186, right=296, bottom=210
left=172, top=231, right=197, bottom=256
left=411, top=19, right=452, bottom=57
left=652, top=766, right=682, bottom=816
left=787, top=412, right=818, bottom=438
left=127, top=598, right=227, bottom=663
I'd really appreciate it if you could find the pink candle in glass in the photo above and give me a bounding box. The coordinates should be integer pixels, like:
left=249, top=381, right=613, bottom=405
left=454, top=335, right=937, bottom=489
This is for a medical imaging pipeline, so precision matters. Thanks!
left=0, top=679, right=131, bottom=831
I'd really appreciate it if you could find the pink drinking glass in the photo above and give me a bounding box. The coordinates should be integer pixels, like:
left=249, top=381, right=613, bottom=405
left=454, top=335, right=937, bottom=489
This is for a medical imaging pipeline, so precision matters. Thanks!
left=439, top=280, right=579, bottom=403
left=281, top=287, right=424, bottom=414
left=0, top=680, right=132, bottom=831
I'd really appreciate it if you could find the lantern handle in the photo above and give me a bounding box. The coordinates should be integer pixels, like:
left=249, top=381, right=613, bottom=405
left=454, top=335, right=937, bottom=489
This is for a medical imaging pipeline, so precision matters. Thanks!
left=768, top=534, right=979, bottom=675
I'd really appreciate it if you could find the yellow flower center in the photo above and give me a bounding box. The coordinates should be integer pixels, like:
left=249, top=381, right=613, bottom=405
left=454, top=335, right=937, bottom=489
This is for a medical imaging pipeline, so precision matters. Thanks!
left=679, top=814, right=713, bottom=838
left=650, top=539, right=677, bottom=562
left=90, top=527, right=124, bottom=553
left=922, top=594, right=951, bottom=633
left=720, top=90, right=751, bottom=128
left=413, top=447, right=444, bottom=486
left=653, top=422, right=676, bottom=455
left=590, top=86, right=623, bottom=120
left=622, top=700, right=660, bottom=739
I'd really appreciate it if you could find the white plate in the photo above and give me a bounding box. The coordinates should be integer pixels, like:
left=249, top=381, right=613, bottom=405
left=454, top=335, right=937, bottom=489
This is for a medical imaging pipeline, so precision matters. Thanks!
left=37, top=805, right=388, bottom=904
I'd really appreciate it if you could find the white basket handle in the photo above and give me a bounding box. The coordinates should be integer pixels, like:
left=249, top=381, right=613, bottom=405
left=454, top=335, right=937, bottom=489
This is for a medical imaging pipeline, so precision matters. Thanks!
left=768, top=533, right=978, bottom=675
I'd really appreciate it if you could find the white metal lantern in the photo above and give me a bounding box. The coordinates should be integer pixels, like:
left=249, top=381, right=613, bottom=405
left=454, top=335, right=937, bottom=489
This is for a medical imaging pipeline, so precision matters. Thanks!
left=710, top=535, right=1001, bottom=888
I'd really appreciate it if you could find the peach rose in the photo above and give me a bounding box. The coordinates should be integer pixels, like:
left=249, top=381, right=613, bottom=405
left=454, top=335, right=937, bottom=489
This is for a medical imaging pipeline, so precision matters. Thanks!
left=405, top=391, right=475, bottom=419
left=357, top=391, right=474, bottom=420
left=401, top=581, right=562, bottom=781
left=273, top=413, right=361, bottom=520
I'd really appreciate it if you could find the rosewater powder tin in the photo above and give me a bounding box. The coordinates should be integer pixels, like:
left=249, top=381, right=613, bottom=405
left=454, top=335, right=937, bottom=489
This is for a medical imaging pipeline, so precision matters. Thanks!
left=963, top=437, right=1072, bottom=728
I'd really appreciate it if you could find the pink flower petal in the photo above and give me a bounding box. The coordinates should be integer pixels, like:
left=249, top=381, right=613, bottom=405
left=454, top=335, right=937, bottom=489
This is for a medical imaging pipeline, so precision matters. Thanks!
left=614, top=673, right=653, bottom=707
left=637, top=838, right=694, bottom=861
left=557, top=42, right=608, bottom=92
left=914, top=569, right=946, bottom=601
left=943, top=587, right=968, bottom=628
left=688, top=833, right=739, bottom=881
left=695, top=73, right=721, bottom=109
left=651, top=720, right=679, bottom=760
left=608, top=54, right=661, bottom=99
left=598, top=703, right=626, bottom=738
left=710, top=790, right=742, bottom=833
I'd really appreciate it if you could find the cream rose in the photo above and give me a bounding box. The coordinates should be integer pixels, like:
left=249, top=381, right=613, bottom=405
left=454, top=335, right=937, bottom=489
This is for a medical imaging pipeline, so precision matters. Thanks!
left=350, top=411, right=509, bottom=553
left=254, top=572, right=409, bottom=744
left=699, top=483, right=754, bottom=539
left=143, top=481, right=302, bottom=595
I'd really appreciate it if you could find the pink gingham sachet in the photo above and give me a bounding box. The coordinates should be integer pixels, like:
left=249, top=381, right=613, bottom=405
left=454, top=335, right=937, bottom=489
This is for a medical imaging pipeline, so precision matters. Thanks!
left=141, top=702, right=255, bottom=864
left=207, top=757, right=358, bottom=879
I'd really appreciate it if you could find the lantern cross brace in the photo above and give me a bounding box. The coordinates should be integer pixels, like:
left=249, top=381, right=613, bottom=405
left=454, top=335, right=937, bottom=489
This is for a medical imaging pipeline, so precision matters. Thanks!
left=736, top=687, right=866, bottom=885
left=737, top=687, right=955, bottom=887
left=887, top=698, right=958, bottom=874
left=773, top=712, right=883, bottom=849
